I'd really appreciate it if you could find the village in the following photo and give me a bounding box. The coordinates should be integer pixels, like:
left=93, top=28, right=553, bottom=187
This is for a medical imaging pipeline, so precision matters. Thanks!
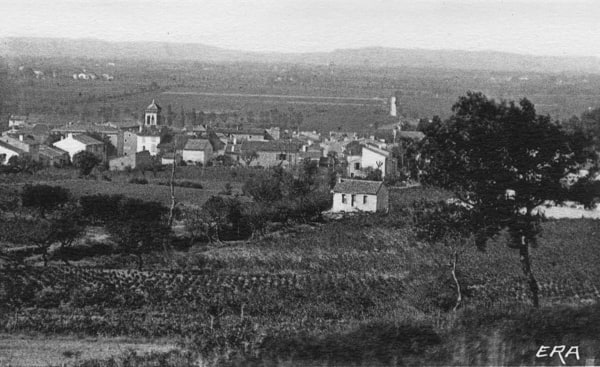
left=0, top=97, right=427, bottom=214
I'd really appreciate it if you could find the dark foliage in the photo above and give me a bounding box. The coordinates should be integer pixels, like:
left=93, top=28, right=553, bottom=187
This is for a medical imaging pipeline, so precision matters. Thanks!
left=21, top=184, right=70, bottom=217
left=73, top=150, right=102, bottom=176
left=80, top=194, right=124, bottom=224
left=420, top=91, right=587, bottom=307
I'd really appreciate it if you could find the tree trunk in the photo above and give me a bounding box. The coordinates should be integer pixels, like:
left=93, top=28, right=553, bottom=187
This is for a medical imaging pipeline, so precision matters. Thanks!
left=451, top=249, right=462, bottom=312
left=137, top=253, right=143, bottom=270
left=161, top=160, right=177, bottom=266
left=42, top=250, right=48, bottom=267
left=167, top=161, right=176, bottom=228
left=519, top=235, right=539, bottom=308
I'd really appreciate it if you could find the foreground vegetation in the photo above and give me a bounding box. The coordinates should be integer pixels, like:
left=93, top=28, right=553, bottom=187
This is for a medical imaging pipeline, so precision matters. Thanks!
left=1, top=184, right=599, bottom=366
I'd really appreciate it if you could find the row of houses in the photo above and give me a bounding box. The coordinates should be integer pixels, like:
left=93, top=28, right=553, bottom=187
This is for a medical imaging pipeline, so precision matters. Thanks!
left=2, top=100, right=423, bottom=177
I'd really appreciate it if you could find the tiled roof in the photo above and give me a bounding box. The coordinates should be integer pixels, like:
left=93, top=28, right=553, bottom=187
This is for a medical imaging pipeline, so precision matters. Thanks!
left=39, top=145, right=67, bottom=158
left=53, top=124, right=119, bottom=134
left=184, top=139, right=211, bottom=151
left=5, top=135, right=37, bottom=145
left=0, top=140, right=25, bottom=154
left=396, top=131, right=425, bottom=141
left=363, top=144, right=390, bottom=157
left=73, top=134, right=104, bottom=145
left=216, top=128, right=265, bottom=136
left=241, top=140, right=303, bottom=153
left=333, top=179, right=384, bottom=195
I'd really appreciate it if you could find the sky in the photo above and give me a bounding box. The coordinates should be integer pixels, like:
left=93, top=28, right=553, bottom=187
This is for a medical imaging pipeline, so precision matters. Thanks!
left=1, top=0, right=599, bottom=57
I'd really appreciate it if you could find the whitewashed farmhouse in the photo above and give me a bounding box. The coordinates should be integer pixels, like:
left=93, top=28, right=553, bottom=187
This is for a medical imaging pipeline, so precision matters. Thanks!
left=182, top=139, right=213, bottom=165
left=331, top=179, right=389, bottom=213
left=53, top=133, right=106, bottom=162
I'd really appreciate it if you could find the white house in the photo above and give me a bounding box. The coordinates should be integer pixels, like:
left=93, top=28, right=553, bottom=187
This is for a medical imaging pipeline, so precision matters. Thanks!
left=136, top=132, right=161, bottom=156
left=8, top=115, right=27, bottom=128
left=331, top=179, right=389, bottom=213
left=0, top=141, right=25, bottom=164
left=361, top=145, right=393, bottom=178
left=346, top=155, right=363, bottom=178
left=109, top=151, right=152, bottom=171
left=182, top=139, right=213, bottom=165
left=53, top=133, right=106, bottom=162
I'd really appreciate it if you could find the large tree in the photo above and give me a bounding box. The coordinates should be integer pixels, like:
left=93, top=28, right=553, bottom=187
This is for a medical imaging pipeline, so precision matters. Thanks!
left=420, top=91, right=586, bottom=307
left=106, top=198, right=170, bottom=269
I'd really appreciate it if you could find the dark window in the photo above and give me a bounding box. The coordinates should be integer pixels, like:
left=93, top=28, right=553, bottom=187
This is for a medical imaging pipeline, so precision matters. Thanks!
left=354, top=163, right=360, bottom=169
left=278, top=153, right=287, bottom=160
left=351, top=194, right=356, bottom=206
left=363, top=195, right=368, bottom=204
left=341, top=194, right=346, bottom=204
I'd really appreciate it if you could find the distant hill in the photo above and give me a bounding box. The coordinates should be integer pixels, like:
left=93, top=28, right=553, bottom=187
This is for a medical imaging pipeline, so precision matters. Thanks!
left=2, top=37, right=600, bottom=74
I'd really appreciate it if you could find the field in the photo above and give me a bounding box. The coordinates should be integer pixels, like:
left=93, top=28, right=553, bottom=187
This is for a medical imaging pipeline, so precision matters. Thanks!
left=1, top=186, right=600, bottom=366
left=0, top=334, right=179, bottom=367
left=0, top=166, right=255, bottom=207
left=6, top=57, right=600, bottom=134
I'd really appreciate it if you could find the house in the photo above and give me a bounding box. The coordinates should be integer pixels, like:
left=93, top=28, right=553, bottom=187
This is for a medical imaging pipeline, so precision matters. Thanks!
left=109, top=151, right=152, bottom=171
left=182, top=139, right=213, bottom=165
left=300, top=145, right=323, bottom=162
left=53, top=133, right=106, bottom=162
left=0, top=141, right=25, bottom=164
left=105, top=120, right=140, bottom=131
left=346, top=154, right=363, bottom=178
left=265, top=127, right=281, bottom=140
left=161, top=152, right=183, bottom=165
left=216, top=128, right=266, bottom=143
left=38, top=145, right=69, bottom=167
left=240, top=140, right=303, bottom=167
left=8, top=115, right=27, bottom=128
left=395, top=130, right=425, bottom=141
left=123, top=130, right=161, bottom=156
left=0, top=134, right=40, bottom=161
left=52, top=124, right=121, bottom=156
left=361, top=145, right=395, bottom=178
left=331, top=179, right=389, bottom=213
left=329, top=131, right=358, bottom=141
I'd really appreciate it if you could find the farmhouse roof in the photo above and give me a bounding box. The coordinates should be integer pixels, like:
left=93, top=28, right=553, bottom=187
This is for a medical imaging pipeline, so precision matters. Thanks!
left=0, top=140, right=25, bottom=154
left=333, top=179, right=384, bottom=195
left=241, top=140, right=303, bottom=153
left=216, top=128, right=265, bottom=136
left=183, top=139, right=211, bottom=151
left=53, top=124, right=119, bottom=135
left=73, top=134, right=104, bottom=145
left=396, top=131, right=425, bottom=141
left=39, top=145, right=67, bottom=158
left=363, top=144, right=390, bottom=157
left=9, top=115, right=27, bottom=121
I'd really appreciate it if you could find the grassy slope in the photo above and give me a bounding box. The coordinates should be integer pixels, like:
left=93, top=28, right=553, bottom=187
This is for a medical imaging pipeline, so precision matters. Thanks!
left=1, top=186, right=599, bottom=365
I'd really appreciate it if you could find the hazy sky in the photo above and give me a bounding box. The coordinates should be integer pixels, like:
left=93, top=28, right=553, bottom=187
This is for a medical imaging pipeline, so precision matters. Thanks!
left=1, top=0, right=599, bottom=57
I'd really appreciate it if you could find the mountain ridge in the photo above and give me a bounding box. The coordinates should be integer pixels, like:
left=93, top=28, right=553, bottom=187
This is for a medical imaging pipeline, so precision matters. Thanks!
left=2, top=37, right=600, bottom=74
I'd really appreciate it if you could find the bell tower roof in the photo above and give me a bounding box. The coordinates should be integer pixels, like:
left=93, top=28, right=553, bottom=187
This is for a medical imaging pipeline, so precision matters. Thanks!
left=146, top=99, right=161, bottom=112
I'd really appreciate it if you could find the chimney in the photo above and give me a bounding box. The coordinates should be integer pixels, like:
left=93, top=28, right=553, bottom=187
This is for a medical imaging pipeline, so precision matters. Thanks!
left=18, top=134, right=23, bottom=142
left=67, top=133, right=73, bottom=139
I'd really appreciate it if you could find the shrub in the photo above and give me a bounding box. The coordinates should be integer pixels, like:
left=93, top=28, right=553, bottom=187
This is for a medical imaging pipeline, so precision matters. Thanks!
left=128, top=177, right=148, bottom=185
left=21, top=184, right=70, bottom=217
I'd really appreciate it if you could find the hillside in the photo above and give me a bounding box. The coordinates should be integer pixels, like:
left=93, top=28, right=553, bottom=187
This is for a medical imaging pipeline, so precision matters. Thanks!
left=3, top=37, right=600, bottom=74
